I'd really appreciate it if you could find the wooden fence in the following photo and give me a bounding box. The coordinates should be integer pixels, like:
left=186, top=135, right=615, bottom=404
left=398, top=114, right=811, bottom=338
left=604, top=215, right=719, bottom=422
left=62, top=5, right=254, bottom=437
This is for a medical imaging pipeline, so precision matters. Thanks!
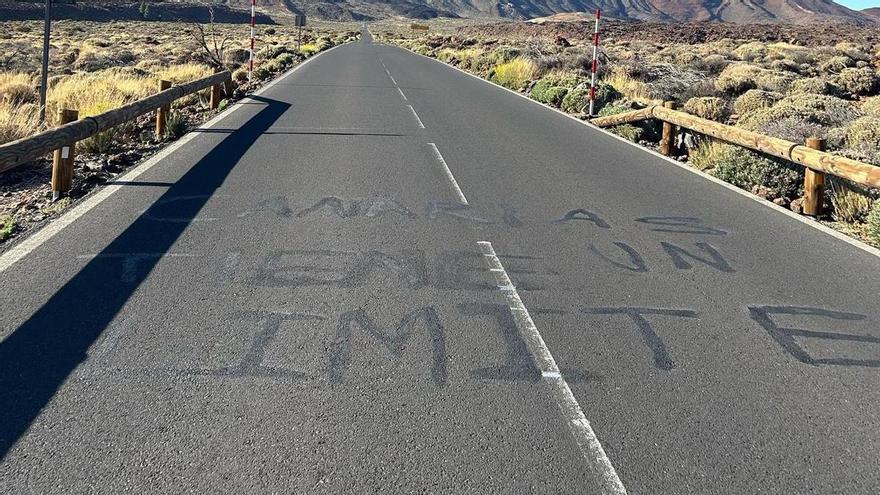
left=0, top=70, right=231, bottom=197
left=591, top=102, right=880, bottom=216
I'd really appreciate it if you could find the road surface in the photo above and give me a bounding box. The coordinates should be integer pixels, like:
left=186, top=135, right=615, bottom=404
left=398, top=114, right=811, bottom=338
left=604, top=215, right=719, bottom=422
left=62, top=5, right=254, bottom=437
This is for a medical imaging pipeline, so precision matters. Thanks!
left=1, top=29, right=878, bottom=493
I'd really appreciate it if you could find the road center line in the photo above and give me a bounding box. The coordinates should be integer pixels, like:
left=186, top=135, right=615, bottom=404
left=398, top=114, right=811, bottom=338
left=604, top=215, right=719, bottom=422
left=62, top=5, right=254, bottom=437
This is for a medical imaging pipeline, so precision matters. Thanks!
left=428, top=143, right=468, bottom=205
left=408, top=104, right=425, bottom=129
left=476, top=241, right=627, bottom=495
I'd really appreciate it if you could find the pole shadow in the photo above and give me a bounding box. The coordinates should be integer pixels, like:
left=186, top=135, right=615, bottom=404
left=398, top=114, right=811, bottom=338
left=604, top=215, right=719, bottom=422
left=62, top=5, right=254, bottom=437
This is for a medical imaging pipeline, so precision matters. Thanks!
left=0, top=96, right=290, bottom=461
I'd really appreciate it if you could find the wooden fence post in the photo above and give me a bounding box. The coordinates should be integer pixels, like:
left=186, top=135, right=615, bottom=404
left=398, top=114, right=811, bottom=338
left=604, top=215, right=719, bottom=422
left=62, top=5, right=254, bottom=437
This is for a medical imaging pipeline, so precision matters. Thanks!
left=50, top=108, right=78, bottom=200
left=659, top=101, right=677, bottom=156
left=803, top=137, right=826, bottom=216
left=156, top=79, right=171, bottom=139
left=210, top=71, right=222, bottom=110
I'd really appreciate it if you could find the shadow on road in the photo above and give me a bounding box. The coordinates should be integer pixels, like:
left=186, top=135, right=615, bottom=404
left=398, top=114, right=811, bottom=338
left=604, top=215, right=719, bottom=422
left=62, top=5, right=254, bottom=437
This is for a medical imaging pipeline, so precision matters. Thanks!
left=0, top=96, right=290, bottom=461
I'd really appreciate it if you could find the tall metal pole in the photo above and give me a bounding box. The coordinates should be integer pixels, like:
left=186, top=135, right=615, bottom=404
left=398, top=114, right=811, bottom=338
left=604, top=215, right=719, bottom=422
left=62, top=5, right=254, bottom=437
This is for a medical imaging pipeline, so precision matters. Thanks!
left=39, top=0, right=52, bottom=123
left=248, top=0, right=255, bottom=83
left=588, top=8, right=601, bottom=117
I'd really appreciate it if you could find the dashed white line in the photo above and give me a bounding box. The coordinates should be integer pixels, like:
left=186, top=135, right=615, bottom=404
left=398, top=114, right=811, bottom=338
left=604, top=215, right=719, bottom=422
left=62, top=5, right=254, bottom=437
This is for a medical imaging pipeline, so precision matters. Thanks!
left=476, top=240, right=627, bottom=495
left=397, top=86, right=408, bottom=101
left=408, top=104, right=425, bottom=129
left=428, top=143, right=468, bottom=205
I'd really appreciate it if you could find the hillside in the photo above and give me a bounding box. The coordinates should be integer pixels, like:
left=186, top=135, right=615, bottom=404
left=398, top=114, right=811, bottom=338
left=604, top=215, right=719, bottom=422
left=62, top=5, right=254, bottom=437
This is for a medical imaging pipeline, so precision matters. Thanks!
left=0, top=0, right=874, bottom=23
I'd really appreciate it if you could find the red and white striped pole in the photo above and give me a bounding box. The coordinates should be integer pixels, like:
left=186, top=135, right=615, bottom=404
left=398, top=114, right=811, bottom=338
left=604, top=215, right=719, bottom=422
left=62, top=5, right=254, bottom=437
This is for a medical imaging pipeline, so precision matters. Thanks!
left=248, top=0, right=256, bottom=83
left=588, top=8, right=601, bottom=117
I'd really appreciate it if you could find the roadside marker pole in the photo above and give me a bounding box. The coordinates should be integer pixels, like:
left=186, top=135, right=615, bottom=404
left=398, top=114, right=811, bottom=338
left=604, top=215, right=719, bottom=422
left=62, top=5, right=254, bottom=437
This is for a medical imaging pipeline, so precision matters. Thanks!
left=248, top=0, right=256, bottom=83
left=588, top=8, right=601, bottom=117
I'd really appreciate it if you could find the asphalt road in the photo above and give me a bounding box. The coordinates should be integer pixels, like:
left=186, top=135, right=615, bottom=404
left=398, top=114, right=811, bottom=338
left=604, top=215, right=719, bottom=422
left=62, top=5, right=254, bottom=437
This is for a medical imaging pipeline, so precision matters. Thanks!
left=1, top=29, right=878, bottom=493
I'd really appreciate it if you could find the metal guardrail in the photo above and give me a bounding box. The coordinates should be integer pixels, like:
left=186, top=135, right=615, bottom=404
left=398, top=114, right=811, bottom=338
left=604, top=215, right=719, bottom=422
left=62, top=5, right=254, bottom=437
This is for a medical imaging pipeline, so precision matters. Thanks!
left=0, top=70, right=231, bottom=194
left=591, top=102, right=880, bottom=215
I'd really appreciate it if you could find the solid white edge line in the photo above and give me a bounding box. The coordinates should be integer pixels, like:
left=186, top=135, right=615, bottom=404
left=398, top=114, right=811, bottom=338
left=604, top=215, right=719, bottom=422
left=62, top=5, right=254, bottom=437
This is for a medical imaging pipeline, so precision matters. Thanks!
left=428, top=143, right=468, bottom=205
left=388, top=44, right=880, bottom=260
left=479, top=241, right=627, bottom=495
left=408, top=104, right=425, bottom=129
left=0, top=42, right=351, bottom=274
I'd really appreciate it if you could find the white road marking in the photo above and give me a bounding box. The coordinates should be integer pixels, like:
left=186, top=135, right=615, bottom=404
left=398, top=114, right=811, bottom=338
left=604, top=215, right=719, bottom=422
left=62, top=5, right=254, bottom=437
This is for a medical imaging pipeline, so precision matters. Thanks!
left=0, top=43, right=351, bottom=274
left=397, top=86, right=408, bottom=101
left=477, top=241, right=627, bottom=495
left=428, top=143, right=468, bottom=205
left=408, top=104, right=425, bottom=129
left=401, top=46, right=880, bottom=260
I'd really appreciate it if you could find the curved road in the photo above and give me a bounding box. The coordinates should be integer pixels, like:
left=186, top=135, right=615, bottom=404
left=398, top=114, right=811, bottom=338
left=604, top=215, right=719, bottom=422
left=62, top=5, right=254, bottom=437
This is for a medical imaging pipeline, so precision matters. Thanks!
left=1, top=29, right=878, bottom=493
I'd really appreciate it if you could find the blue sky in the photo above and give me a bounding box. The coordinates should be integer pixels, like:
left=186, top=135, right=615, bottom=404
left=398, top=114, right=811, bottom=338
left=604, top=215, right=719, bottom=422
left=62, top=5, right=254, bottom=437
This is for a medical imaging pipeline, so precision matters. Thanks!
left=838, top=0, right=879, bottom=9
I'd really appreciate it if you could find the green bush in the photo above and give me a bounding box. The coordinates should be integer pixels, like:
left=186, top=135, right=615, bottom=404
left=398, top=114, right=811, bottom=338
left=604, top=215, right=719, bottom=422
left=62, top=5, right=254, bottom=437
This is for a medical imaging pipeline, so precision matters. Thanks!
left=598, top=104, right=643, bottom=141
left=867, top=200, right=880, bottom=246
left=164, top=110, right=187, bottom=139
left=531, top=81, right=568, bottom=106
left=710, top=144, right=804, bottom=198
left=0, top=215, right=15, bottom=242
left=734, top=89, right=781, bottom=115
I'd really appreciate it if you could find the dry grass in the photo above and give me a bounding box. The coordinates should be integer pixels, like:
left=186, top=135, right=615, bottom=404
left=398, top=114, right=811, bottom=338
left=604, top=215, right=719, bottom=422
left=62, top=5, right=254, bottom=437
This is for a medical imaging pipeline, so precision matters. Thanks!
left=0, top=19, right=357, bottom=146
left=491, top=57, right=537, bottom=90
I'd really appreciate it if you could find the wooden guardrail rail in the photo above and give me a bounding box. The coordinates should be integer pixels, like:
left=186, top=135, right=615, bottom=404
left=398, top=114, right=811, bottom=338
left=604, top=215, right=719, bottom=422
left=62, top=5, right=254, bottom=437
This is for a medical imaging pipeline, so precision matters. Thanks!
left=0, top=70, right=231, bottom=196
left=591, top=102, right=880, bottom=215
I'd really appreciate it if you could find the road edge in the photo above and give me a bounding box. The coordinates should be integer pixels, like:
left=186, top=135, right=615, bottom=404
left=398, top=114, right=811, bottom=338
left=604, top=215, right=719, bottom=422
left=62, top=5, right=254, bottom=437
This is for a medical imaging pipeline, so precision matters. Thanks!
left=376, top=40, right=880, bottom=260
left=0, top=42, right=350, bottom=274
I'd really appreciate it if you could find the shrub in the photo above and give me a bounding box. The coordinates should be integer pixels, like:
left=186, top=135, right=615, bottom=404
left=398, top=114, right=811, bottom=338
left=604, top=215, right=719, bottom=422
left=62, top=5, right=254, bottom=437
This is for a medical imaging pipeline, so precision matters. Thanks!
left=733, top=41, right=766, bottom=61
left=81, top=129, right=117, bottom=154
left=738, top=94, right=859, bottom=130
left=788, top=77, right=839, bottom=96
left=734, top=89, right=781, bottom=115
left=755, top=71, right=796, bottom=93
left=701, top=54, right=729, bottom=74
left=844, top=116, right=880, bottom=148
left=226, top=48, right=251, bottom=65
left=598, top=104, right=643, bottom=141
left=164, top=110, right=187, bottom=139
left=867, top=200, right=880, bottom=246
left=715, top=64, right=763, bottom=94
left=835, top=67, right=879, bottom=96
left=687, top=138, right=727, bottom=171
left=253, top=65, right=271, bottom=80
left=829, top=179, right=874, bottom=223
left=491, top=57, right=536, bottom=90
left=299, top=43, right=319, bottom=57
left=819, top=55, right=854, bottom=73
left=0, top=215, right=15, bottom=242
left=531, top=82, right=568, bottom=106
left=683, top=96, right=728, bottom=121
left=862, top=96, right=880, bottom=116
left=835, top=42, right=872, bottom=62
left=232, top=67, right=249, bottom=82
left=710, top=145, right=804, bottom=199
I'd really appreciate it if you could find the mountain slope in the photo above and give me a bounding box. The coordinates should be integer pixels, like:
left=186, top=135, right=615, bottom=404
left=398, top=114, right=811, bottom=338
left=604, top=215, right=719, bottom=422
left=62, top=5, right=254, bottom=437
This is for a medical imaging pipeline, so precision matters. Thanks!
left=0, top=0, right=874, bottom=23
